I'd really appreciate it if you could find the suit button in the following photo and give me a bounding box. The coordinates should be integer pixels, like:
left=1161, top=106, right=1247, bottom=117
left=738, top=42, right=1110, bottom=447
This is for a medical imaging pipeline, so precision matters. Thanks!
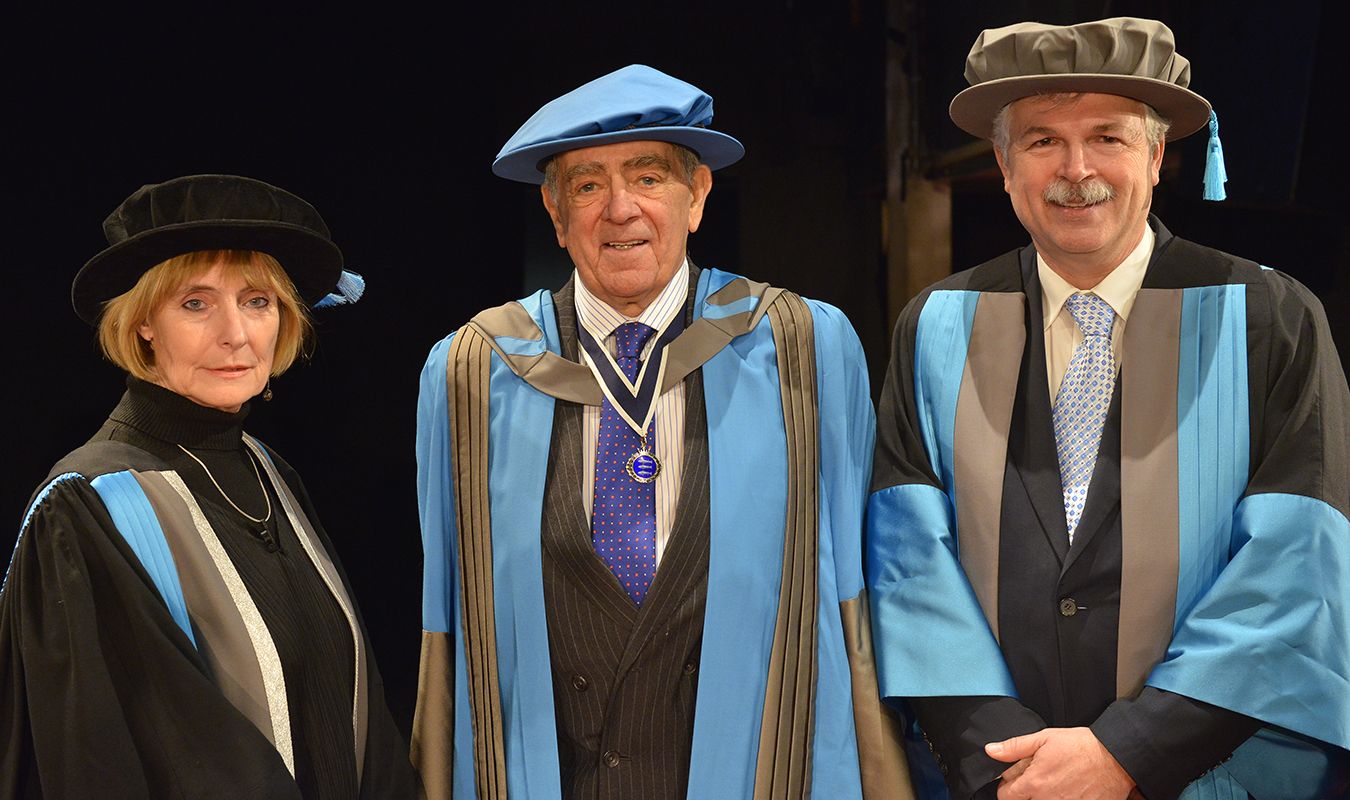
left=571, top=673, right=588, bottom=691
left=683, top=661, right=697, bottom=675
left=1059, top=598, right=1078, bottom=617
left=603, top=750, right=621, bottom=768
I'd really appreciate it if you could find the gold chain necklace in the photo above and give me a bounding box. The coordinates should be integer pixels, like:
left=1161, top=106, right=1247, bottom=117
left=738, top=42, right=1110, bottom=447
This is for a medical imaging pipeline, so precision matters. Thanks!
left=176, top=444, right=272, bottom=525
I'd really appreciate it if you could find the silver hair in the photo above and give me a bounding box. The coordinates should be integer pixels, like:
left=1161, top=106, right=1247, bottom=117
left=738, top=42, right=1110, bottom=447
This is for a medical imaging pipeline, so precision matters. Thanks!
left=990, top=94, right=1172, bottom=158
left=542, top=142, right=702, bottom=202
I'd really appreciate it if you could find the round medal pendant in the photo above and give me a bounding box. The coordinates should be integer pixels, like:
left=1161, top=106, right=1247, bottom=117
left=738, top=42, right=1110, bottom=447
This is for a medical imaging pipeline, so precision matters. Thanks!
left=625, top=448, right=661, bottom=484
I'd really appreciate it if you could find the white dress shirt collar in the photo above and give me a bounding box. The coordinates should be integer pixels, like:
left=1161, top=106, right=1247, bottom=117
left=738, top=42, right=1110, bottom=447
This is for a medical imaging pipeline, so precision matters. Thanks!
left=1039, top=225, right=1154, bottom=330
left=574, top=260, right=690, bottom=343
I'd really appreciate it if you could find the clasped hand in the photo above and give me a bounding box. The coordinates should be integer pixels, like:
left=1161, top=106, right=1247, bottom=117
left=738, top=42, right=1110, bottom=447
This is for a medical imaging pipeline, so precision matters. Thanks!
left=985, top=727, right=1138, bottom=800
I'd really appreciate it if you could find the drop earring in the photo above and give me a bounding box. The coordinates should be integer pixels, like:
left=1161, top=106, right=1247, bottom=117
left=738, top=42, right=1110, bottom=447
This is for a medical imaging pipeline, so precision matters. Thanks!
left=262, top=381, right=273, bottom=402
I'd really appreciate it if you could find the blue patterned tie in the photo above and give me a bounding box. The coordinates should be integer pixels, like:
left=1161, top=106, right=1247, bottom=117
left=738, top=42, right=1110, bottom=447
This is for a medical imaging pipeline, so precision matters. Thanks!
left=1052, top=293, right=1116, bottom=542
left=592, top=322, right=658, bottom=604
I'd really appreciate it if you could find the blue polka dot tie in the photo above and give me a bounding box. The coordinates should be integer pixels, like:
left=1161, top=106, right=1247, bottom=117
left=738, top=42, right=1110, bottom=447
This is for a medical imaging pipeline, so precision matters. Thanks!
left=1052, top=293, right=1116, bottom=543
left=592, top=322, right=658, bottom=604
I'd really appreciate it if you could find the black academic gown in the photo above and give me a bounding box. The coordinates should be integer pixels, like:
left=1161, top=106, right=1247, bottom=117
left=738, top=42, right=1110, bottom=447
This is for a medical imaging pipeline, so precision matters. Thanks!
left=0, top=380, right=418, bottom=799
left=903, top=255, right=1259, bottom=799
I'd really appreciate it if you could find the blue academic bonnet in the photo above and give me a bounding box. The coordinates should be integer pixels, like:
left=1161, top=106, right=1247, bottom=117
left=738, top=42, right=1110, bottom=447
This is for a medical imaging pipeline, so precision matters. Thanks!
left=492, top=64, right=746, bottom=184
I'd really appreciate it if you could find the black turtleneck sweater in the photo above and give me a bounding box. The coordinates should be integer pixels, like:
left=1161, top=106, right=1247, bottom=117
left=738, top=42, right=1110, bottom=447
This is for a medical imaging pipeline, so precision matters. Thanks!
left=100, top=378, right=359, bottom=799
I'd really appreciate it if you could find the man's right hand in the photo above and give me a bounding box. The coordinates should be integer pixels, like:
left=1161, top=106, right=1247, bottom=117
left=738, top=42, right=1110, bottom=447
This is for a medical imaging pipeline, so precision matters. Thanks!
left=985, top=727, right=1135, bottom=800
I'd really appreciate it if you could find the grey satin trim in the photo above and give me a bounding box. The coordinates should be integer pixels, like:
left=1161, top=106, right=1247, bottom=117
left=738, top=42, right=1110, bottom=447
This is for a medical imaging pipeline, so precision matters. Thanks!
left=154, top=470, right=295, bottom=776
left=666, top=280, right=783, bottom=395
left=466, top=305, right=600, bottom=405
left=954, top=293, right=1026, bottom=641
left=667, top=279, right=782, bottom=393
left=447, top=326, right=508, bottom=797
left=471, top=298, right=550, bottom=341
left=469, top=278, right=784, bottom=405
left=841, top=593, right=916, bottom=800
left=412, top=631, right=454, bottom=800
left=707, top=273, right=756, bottom=304
left=247, top=437, right=370, bottom=785
left=1117, top=288, right=1182, bottom=698
left=754, top=292, right=820, bottom=800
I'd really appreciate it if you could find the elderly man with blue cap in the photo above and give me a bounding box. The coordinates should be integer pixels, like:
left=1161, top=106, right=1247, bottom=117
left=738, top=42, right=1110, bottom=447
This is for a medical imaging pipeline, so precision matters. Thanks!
left=866, top=17, right=1350, bottom=800
left=412, top=65, right=914, bottom=799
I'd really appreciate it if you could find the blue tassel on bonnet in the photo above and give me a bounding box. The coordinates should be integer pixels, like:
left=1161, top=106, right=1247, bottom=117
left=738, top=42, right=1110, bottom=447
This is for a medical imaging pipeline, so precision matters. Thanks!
left=1203, top=110, right=1227, bottom=201
left=314, top=269, right=365, bottom=309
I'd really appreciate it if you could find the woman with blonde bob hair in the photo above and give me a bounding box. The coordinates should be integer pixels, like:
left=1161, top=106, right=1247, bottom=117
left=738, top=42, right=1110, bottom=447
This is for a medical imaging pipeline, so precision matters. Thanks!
left=0, top=175, right=418, bottom=798
left=99, top=248, right=313, bottom=387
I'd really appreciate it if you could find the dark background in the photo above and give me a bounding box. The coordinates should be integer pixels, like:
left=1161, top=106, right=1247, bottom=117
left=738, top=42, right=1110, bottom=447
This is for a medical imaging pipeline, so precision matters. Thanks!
left=4, top=1, right=1344, bottom=737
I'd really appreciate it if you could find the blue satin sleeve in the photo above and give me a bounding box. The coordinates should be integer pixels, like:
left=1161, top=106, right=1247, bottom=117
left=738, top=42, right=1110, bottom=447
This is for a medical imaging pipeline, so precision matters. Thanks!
left=416, top=335, right=457, bottom=634
left=806, top=299, right=876, bottom=800
left=866, top=483, right=1016, bottom=699
left=1148, top=492, right=1350, bottom=758
left=808, top=299, right=874, bottom=601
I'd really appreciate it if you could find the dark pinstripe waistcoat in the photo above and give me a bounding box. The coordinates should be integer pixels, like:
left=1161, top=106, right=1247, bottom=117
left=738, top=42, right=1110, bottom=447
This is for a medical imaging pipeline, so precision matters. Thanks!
left=540, top=281, right=712, bottom=800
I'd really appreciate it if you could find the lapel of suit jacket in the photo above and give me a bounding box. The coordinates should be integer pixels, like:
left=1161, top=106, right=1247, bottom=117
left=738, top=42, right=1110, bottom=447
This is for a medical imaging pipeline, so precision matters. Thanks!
left=616, top=366, right=711, bottom=676
left=1008, top=248, right=1073, bottom=564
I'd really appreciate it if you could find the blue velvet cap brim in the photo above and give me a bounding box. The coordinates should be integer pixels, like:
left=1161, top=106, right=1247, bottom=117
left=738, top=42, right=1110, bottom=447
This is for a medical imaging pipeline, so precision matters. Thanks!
left=491, top=126, right=745, bottom=184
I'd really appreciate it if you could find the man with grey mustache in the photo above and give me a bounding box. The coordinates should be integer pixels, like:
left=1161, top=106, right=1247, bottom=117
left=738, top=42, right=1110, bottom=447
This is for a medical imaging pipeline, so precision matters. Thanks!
left=1040, top=176, right=1115, bottom=210
left=867, top=17, right=1349, bottom=800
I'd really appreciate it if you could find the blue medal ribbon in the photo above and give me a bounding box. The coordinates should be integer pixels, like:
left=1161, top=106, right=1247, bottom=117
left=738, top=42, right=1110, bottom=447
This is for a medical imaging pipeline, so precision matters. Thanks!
left=577, top=310, right=687, bottom=436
